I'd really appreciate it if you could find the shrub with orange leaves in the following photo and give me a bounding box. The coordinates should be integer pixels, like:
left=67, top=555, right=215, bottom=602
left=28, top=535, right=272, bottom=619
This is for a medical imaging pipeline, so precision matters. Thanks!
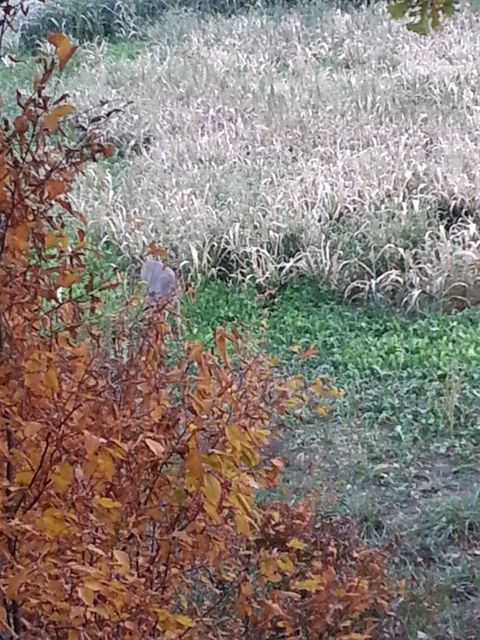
left=0, top=5, right=400, bottom=639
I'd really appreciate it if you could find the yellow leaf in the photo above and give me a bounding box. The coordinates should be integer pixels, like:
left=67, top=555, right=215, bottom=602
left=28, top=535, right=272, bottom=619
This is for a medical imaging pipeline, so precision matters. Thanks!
left=292, top=576, right=321, bottom=592
left=78, top=585, right=94, bottom=607
left=96, top=497, right=121, bottom=509
left=277, top=553, right=295, bottom=574
left=15, top=470, right=33, bottom=486
left=225, top=423, right=243, bottom=451
left=287, top=538, right=307, bottom=550
left=204, top=500, right=220, bottom=523
left=236, top=491, right=253, bottom=517
left=51, top=462, right=73, bottom=493
left=84, top=430, right=101, bottom=456
left=47, top=32, right=77, bottom=70
left=259, top=555, right=281, bottom=583
left=241, top=445, right=260, bottom=467
left=311, top=378, right=326, bottom=396
left=83, top=579, right=103, bottom=592
left=145, top=438, right=165, bottom=458
left=315, top=405, right=331, bottom=417
left=97, top=451, right=115, bottom=481
left=113, top=549, right=130, bottom=571
left=91, top=604, right=110, bottom=618
left=45, top=368, right=60, bottom=394
left=235, top=511, right=252, bottom=538
left=39, top=511, right=69, bottom=537
left=50, top=104, right=75, bottom=118
left=175, top=614, right=195, bottom=628
left=286, top=376, right=305, bottom=391
left=203, top=473, right=221, bottom=507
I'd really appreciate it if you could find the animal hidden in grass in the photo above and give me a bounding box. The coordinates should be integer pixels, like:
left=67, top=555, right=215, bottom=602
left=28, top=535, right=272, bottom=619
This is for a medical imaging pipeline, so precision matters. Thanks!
left=141, top=258, right=181, bottom=335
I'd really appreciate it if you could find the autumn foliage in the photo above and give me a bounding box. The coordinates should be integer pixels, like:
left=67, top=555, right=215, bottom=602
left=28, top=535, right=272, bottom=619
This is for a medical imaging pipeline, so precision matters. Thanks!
left=0, top=4, right=399, bottom=638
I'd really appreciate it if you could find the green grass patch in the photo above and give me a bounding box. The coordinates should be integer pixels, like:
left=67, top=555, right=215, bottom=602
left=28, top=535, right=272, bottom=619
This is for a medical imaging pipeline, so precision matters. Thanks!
left=184, top=279, right=480, bottom=448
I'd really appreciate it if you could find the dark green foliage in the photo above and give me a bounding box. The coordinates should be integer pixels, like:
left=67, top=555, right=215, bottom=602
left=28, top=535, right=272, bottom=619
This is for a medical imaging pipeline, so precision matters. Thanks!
left=388, top=0, right=460, bottom=34
left=16, top=0, right=385, bottom=51
left=16, top=0, right=287, bottom=50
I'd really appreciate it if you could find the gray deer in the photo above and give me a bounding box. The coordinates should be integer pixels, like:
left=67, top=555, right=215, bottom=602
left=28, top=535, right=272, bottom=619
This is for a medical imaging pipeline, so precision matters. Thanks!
left=141, top=258, right=181, bottom=335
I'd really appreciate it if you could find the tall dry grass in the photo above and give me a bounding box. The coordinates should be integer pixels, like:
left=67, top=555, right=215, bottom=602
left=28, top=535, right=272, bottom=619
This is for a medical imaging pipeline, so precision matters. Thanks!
left=67, top=3, right=480, bottom=309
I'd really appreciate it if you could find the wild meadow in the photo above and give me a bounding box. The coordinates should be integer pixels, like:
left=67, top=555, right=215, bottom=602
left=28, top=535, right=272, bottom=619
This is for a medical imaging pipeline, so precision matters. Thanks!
left=2, top=1, right=479, bottom=637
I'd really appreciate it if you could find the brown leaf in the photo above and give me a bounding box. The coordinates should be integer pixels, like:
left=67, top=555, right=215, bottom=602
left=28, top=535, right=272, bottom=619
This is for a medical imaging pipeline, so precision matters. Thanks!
left=14, top=115, right=28, bottom=134
left=145, top=438, right=165, bottom=458
left=58, top=272, right=82, bottom=288
left=215, top=328, right=229, bottom=366
left=46, top=179, right=68, bottom=200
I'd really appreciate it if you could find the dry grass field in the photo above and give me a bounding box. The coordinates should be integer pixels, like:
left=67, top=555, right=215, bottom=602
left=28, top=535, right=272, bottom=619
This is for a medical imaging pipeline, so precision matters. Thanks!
left=57, top=2, right=480, bottom=309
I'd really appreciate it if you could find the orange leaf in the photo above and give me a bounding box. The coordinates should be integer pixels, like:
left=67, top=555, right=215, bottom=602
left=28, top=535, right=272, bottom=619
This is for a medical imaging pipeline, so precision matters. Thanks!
left=7, top=222, right=30, bottom=251
left=145, top=438, right=165, bottom=458
left=185, top=443, right=203, bottom=491
left=43, top=113, right=59, bottom=132
left=51, top=104, right=75, bottom=118
left=295, top=344, right=318, bottom=361
left=59, top=272, right=81, bottom=288
left=48, top=32, right=77, bottom=70
left=45, top=368, right=60, bottom=394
